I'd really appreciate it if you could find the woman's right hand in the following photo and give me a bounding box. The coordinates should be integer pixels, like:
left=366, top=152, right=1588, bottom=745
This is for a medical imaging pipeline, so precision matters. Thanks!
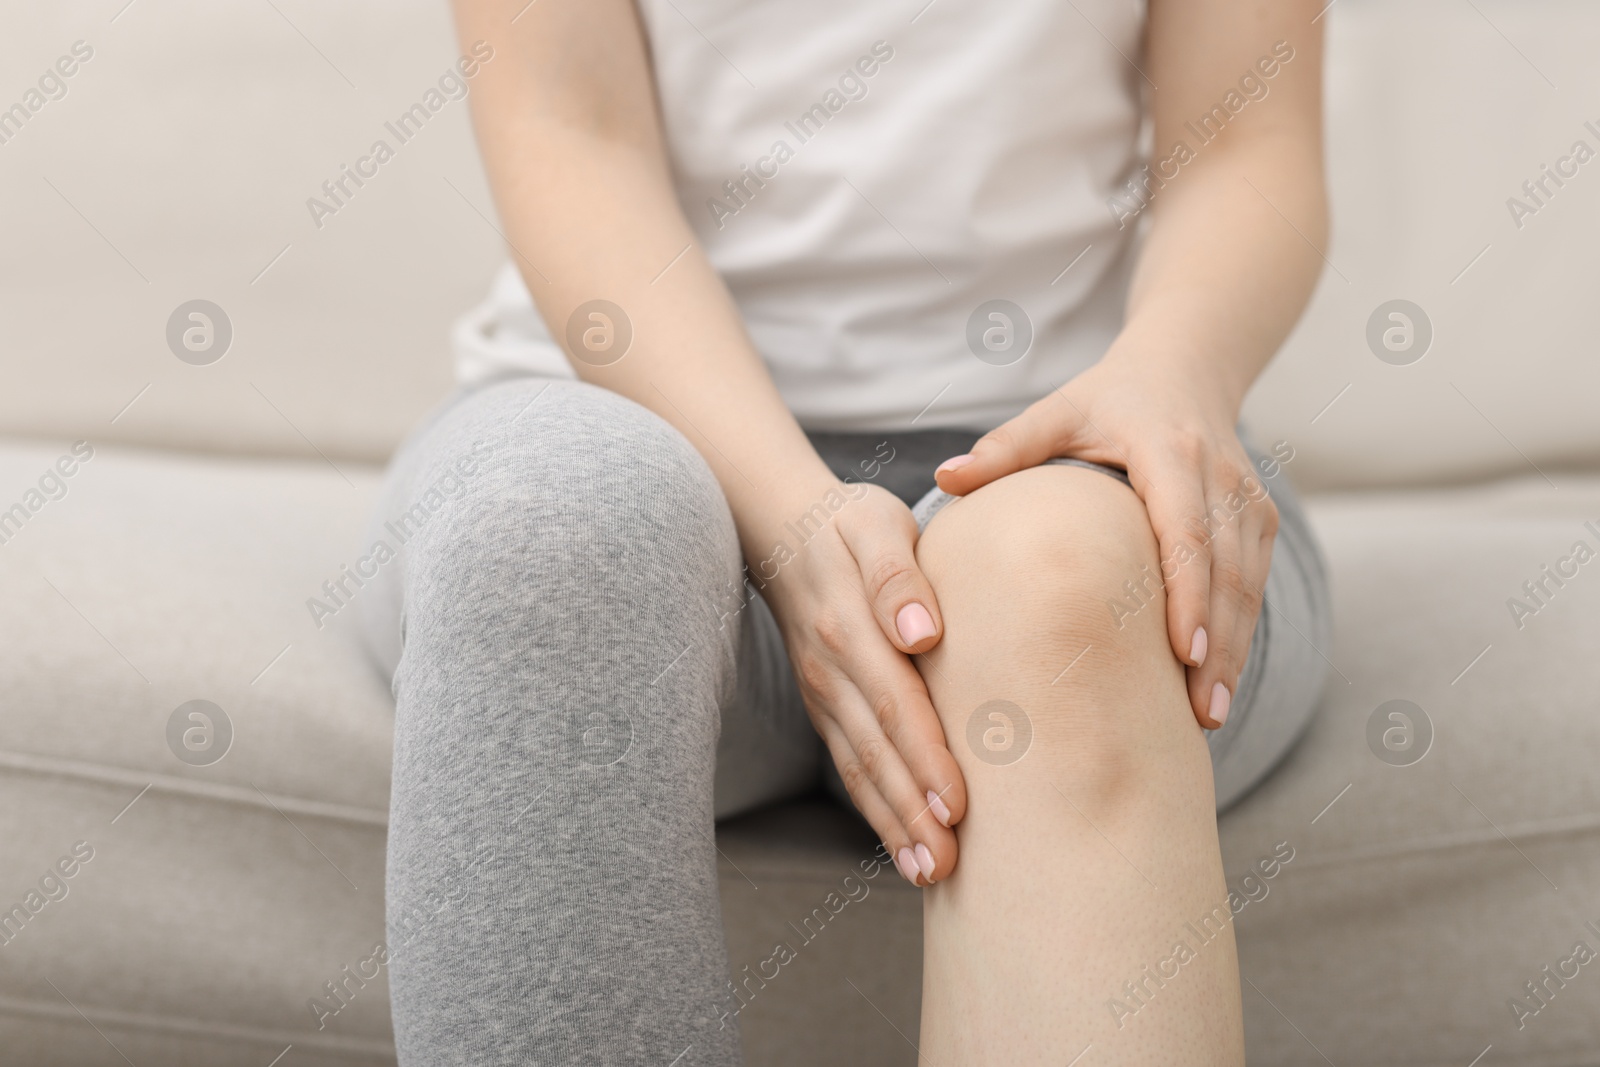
left=756, top=480, right=968, bottom=886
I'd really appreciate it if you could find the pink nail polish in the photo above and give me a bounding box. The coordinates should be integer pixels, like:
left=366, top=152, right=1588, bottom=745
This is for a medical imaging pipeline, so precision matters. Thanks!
left=1190, top=627, right=1208, bottom=667
left=897, top=603, right=936, bottom=646
left=895, top=847, right=921, bottom=885
left=1209, top=681, right=1231, bottom=727
left=926, top=789, right=952, bottom=828
left=913, top=843, right=936, bottom=881
left=936, top=454, right=975, bottom=475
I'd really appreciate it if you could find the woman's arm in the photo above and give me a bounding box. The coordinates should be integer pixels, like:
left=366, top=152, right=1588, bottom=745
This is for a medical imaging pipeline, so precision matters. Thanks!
left=1128, top=0, right=1328, bottom=412
left=452, top=0, right=832, bottom=546
left=937, top=0, right=1327, bottom=726
left=451, top=0, right=968, bottom=882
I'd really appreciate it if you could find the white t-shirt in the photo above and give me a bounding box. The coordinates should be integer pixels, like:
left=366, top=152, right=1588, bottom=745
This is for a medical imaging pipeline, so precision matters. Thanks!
left=454, top=0, right=1145, bottom=433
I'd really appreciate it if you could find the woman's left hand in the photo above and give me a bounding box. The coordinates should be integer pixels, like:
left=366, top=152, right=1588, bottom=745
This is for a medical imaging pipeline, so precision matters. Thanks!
left=932, top=351, right=1277, bottom=730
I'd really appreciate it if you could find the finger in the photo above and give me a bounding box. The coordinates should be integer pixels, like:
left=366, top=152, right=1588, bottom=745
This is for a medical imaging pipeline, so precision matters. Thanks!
left=1136, top=456, right=1214, bottom=681
left=813, top=716, right=913, bottom=879
left=818, top=647, right=959, bottom=882
left=1187, top=490, right=1276, bottom=729
left=1218, top=501, right=1277, bottom=716
left=860, top=651, right=969, bottom=834
left=1234, top=484, right=1278, bottom=672
left=1188, top=508, right=1245, bottom=729
left=837, top=507, right=946, bottom=655
left=823, top=571, right=968, bottom=832
left=834, top=674, right=959, bottom=883
left=1235, top=514, right=1278, bottom=669
left=813, top=714, right=946, bottom=887
left=933, top=394, right=1085, bottom=497
left=1230, top=527, right=1268, bottom=683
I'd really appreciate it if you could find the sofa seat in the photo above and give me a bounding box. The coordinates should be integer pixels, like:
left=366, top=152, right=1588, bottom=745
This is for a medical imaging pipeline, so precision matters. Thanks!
left=2, top=437, right=1598, bottom=1066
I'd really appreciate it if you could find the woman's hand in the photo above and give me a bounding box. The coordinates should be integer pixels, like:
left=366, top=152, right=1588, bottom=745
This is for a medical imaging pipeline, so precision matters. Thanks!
left=756, top=480, right=968, bottom=886
left=932, top=351, right=1277, bottom=730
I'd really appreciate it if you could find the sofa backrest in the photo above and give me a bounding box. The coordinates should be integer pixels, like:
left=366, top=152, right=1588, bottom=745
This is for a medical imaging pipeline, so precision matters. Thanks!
left=1244, top=0, right=1600, bottom=489
left=0, top=0, right=490, bottom=464
left=1, top=0, right=1595, bottom=491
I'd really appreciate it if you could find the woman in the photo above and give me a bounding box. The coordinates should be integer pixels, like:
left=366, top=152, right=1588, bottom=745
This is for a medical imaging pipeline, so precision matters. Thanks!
left=360, top=0, right=1331, bottom=1061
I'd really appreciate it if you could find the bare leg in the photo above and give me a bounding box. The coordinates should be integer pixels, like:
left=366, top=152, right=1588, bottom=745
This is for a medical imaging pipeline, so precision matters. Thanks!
left=914, top=465, right=1244, bottom=1065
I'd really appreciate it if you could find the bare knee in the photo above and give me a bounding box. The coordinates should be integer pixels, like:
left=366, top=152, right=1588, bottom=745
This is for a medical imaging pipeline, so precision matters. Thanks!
left=915, top=465, right=1204, bottom=806
left=918, top=465, right=1167, bottom=649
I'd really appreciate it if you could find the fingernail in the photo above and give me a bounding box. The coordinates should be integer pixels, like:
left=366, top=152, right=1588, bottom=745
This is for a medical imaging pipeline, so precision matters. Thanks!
left=1209, top=681, right=1231, bottom=727
left=926, top=789, right=952, bottom=828
left=897, top=603, right=937, bottom=646
left=936, top=454, right=975, bottom=475
left=895, top=847, right=921, bottom=885
left=1190, top=627, right=1208, bottom=667
left=913, top=843, right=936, bottom=882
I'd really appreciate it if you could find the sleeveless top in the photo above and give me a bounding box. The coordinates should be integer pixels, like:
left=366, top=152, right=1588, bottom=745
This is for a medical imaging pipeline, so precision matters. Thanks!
left=454, top=0, right=1145, bottom=432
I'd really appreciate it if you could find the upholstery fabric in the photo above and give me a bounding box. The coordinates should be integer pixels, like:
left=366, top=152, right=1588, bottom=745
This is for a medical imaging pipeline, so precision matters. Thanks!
left=2, top=441, right=1597, bottom=1064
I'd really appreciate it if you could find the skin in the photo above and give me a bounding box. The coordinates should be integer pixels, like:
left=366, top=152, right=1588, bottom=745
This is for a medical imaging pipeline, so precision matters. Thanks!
left=915, top=464, right=1245, bottom=1062
left=452, top=0, right=1326, bottom=1059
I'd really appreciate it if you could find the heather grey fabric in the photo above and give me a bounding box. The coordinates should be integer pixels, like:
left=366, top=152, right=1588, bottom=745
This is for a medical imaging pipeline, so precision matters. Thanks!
left=358, top=376, right=1329, bottom=1065
left=359, top=379, right=800, bottom=1067
left=6, top=435, right=1600, bottom=1065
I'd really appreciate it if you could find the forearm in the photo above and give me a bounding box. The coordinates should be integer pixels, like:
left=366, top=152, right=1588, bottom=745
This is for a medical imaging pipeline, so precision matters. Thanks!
left=497, top=130, right=835, bottom=546
left=455, top=0, right=836, bottom=563
left=1124, top=0, right=1328, bottom=420
left=1111, top=133, right=1328, bottom=419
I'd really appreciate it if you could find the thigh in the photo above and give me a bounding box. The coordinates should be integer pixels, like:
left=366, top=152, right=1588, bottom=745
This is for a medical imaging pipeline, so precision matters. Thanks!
left=364, top=377, right=753, bottom=1065
left=357, top=376, right=819, bottom=820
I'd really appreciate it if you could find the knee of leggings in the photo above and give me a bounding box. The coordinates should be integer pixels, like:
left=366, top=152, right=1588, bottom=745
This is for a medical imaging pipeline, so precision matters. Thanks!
left=398, top=380, right=743, bottom=658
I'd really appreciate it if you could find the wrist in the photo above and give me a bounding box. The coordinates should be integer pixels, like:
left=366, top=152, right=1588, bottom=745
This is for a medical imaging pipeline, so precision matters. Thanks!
left=1099, top=331, right=1248, bottom=424
left=732, top=467, right=854, bottom=585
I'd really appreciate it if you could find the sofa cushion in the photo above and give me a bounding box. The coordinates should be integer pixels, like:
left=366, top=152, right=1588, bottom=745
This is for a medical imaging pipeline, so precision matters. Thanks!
left=0, top=438, right=397, bottom=1064
left=5, top=437, right=1600, bottom=1066
left=1219, top=476, right=1600, bottom=1065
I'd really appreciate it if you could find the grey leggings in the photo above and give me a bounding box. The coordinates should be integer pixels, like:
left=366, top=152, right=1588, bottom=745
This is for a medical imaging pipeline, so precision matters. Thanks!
left=358, top=376, right=1330, bottom=1066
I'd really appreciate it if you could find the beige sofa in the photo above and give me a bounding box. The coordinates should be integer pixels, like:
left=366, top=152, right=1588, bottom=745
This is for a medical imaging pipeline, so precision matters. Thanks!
left=4, top=1, right=1599, bottom=1063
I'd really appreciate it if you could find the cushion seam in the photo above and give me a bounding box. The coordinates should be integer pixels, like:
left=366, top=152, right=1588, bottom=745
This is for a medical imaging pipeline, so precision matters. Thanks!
left=0, top=749, right=388, bottom=827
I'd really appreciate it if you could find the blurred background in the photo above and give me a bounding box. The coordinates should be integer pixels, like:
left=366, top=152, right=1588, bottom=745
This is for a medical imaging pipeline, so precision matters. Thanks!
left=3, top=0, right=1599, bottom=486
left=2, top=1, right=1599, bottom=1065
